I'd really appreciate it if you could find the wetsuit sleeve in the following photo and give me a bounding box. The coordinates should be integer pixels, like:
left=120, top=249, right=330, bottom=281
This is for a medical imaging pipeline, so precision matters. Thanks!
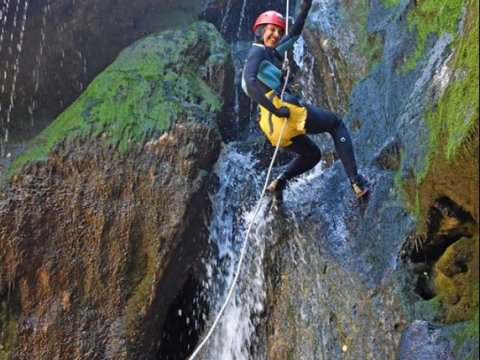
left=276, top=0, right=312, bottom=54
left=243, top=46, right=279, bottom=114
left=290, top=0, right=312, bottom=37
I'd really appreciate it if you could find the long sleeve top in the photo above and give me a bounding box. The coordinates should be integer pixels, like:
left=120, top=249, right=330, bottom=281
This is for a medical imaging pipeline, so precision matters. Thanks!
left=242, top=3, right=311, bottom=114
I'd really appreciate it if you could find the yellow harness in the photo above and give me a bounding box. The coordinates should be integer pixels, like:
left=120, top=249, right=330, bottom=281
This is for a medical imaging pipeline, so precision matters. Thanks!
left=258, top=90, right=307, bottom=147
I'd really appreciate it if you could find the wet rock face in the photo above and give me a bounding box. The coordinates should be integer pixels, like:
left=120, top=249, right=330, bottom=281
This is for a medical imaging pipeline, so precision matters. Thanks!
left=0, top=123, right=221, bottom=359
left=397, top=320, right=454, bottom=360
left=300, top=0, right=383, bottom=113
left=258, top=0, right=479, bottom=358
left=201, top=0, right=287, bottom=42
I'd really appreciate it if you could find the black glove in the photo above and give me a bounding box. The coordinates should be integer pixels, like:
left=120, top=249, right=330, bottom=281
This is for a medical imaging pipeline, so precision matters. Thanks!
left=301, top=0, right=312, bottom=12
left=275, top=106, right=290, bottom=118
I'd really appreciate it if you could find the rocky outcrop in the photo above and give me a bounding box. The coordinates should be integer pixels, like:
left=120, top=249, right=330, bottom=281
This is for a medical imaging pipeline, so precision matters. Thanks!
left=0, top=21, right=232, bottom=359
left=261, top=0, right=479, bottom=359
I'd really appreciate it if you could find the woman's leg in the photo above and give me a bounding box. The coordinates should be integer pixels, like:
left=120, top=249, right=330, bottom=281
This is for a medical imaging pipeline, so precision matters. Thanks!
left=268, top=103, right=368, bottom=199
left=267, top=134, right=321, bottom=197
left=282, top=135, right=322, bottom=180
left=304, top=104, right=358, bottom=181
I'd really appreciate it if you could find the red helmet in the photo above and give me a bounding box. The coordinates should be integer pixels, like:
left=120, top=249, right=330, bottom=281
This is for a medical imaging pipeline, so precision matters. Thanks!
left=253, top=11, right=286, bottom=32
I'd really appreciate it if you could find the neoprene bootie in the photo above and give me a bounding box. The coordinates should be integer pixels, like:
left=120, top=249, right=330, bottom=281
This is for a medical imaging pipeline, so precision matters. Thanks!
left=266, top=176, right=287, bottom=201
left=351, top=174, right=369, bottom=198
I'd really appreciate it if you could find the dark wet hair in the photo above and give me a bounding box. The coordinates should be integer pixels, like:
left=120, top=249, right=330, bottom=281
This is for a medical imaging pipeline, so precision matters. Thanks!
left=254, top=24, right=265, bottom=43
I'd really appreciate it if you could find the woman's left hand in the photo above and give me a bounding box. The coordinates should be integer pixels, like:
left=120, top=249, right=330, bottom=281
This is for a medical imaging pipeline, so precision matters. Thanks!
left=302, top=0, right=312, bottom=11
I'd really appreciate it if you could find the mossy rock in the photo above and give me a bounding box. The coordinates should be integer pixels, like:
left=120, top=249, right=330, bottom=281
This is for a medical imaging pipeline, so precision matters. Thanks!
left=433, top=235, right=479, bottom=323
left=6, top=21, right=230, bottom=178
left=399, top=0, right=479, bottom=224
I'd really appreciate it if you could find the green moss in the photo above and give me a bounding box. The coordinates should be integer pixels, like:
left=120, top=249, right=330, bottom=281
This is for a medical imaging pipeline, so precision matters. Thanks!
left=123, top=208, right=168, bottom=331
left=433, top=234, right=479, bottom=324
left=398, top=0, right=478, bottom=225
left=0, top=314, right=16, bottom=360
left=404, top=0, right=468, bottom=70
left=0, top=291, right=20, bottom=359
left=424, top=0, right=479, bottom=165
left=5, top=22, right=226, bottom=179
left=381, top=0, right=400, bottom=7
left=123, top=247, right=158, bottom=330
left=361, top=33, right=384, bottom=70
left=411, top=191, right=421, bottom=219
left=286, top=348, right=295, bottom=360
left=394, top=150, right=422, bottom=219
left=413, top=296, right=444, bottom=321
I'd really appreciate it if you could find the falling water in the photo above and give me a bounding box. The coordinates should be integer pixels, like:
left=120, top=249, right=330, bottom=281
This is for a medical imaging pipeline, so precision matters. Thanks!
left=29, top=0, right=52, bottom=127
left=188, top=140, right=330, bottom=359
left=236, top=0, right=248, bottom=36
left=0, top=0, right=29, bottom=156
left=293, top=36, right=317, bottom=103
left=219, top=0, right=233, bottom=36
left=193, top=144, right=275, bottom=359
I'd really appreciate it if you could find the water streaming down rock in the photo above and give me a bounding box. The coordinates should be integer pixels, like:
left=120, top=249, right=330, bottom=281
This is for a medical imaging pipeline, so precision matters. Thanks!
left=30, top=0, right=51, bottom=126
left=196, top=144, right=272, bottom=359
left=189, top=148, right=338, bottom=359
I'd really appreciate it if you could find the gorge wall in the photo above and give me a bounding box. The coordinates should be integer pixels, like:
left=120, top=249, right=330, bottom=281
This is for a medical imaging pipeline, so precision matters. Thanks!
left=0, top=0, right=478, bottom=359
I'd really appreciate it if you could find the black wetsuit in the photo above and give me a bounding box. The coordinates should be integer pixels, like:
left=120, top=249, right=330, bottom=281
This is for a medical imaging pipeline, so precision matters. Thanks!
left=242, top=2, right=359, bottom=183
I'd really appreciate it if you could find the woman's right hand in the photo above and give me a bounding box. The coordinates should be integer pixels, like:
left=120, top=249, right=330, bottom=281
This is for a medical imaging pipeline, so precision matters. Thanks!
left=275, top=106, right=290, bottom=118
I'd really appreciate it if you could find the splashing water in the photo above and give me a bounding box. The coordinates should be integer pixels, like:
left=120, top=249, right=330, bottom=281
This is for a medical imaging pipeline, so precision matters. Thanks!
left=194, top=144, right=275, bottom=359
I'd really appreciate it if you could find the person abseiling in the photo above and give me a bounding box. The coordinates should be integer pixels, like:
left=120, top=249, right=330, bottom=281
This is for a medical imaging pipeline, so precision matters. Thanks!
left=242, top=0, right=369, bottom=201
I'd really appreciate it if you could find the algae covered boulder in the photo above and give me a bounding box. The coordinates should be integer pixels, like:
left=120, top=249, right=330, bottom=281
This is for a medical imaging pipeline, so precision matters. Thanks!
left=0, top=21, right=232, bottom=359
left=9, top=20, right=232, bottom=170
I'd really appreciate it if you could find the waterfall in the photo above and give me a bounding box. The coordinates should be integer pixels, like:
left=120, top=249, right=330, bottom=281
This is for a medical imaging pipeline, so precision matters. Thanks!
left=236, top=0, right=248, bottom=36
left=195, top=144, right=274, bottom=359
left=192, top=142, right=330, bottom=359
left=30, top=0, right=52, bottom=127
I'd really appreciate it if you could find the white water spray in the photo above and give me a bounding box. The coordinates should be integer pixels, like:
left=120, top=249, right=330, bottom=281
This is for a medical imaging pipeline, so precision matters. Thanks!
left=194, top=145, right=272, bottom=359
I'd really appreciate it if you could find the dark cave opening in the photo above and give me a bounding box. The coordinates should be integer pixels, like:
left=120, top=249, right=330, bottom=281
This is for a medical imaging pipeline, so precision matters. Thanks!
left=406, top=197, right=477, bottom=301
left=156, top=272, right=209, bottom=360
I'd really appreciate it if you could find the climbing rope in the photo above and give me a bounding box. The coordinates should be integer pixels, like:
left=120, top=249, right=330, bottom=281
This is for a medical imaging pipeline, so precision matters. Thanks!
left=187, top=2, right=291, bottom=359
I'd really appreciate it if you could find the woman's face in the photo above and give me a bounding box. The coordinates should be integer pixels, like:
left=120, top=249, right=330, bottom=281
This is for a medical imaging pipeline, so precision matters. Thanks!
left=262, top=24, right=284, bottom=47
